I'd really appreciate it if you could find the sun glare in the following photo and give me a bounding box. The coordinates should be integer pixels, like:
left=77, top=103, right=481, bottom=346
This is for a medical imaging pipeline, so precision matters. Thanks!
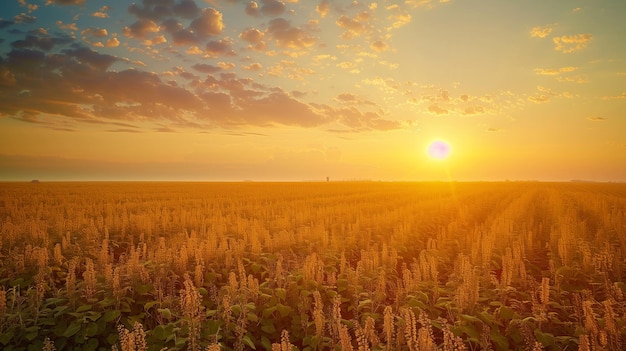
left=427, top=140, right=451, bottom=160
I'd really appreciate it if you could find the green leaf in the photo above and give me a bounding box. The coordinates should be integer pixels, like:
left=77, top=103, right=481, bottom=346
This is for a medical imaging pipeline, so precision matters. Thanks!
left=490, top=328, right=509, bottom=351
left=261, top=336, right=272, bottom=350
left=247, top=312, right=259, bottom=322
left=136, top=284, right=153, bottom=295
left=534, top=329, right=555, bottom=347
left=276, top=303, right=292, bottom=318
left=144, top=301, right=159, bottom=310
left=499, top=306, right=515, bottom=320
left=358, top=299, right=372, bottom=311
left=460, top=314, right=481, bottom=323
left=85, top=322, right=99, bottom=337
left=63, top=322, right=82, bottom=338
left=104, top=309, right=121, bottom=322
left=24, top=326, right=39, bottom=341
left=158, top=308, right=172, bottom=319
left=0, top=329, right=14, bottom=345
left=261, top=324, right=276, bottom=334
left=275, top=288, right=287, bottom=301
left=263, top=306, right=277, bottom=318
left=85, top=311, right=102, bottom=322
left=242, top=335, right=256, bottom=350
left=153, top=325, right=169, bottom=341
left=76, top=304, right=92, bottom=313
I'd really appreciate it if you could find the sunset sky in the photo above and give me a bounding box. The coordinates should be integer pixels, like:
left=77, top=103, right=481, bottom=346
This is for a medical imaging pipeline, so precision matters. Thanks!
left=1, top=0, right=625, bottom=181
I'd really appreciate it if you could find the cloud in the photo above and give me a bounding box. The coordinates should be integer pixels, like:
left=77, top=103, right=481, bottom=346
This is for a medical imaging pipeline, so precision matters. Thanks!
left=553, top=34, right=592, bottom=53
left=327, top=106, right=401, bottom=131
left=174, top=0, right=201, bottom=19
left=336, top=13, right=370, bottom=39
left=125, top=2, right=222, bottom=46
left=92, top=6, right=110, bottom=18
left=386, top=4, right=412, bottom=29
left=528, top=85, right=558, bottom=103
left=462, top=106, right=485, bottom=115
left=602, top=93, right=626, bottom=100
left=14, top=13, right=37, bottom=24
left=190, top=8, right=224, bottom=37
left=370, top=40, right=389, bottom=52
left=267, top=18, right=317, bottom=49
left=529, top=25, right=553, bottom=38
left=243, top=63, right=263, bottom=71
left=239, top=27, right=266, bottom=50
left=56, top=20, right=78, bottom=31
left=45, top=0, right=85, bottom=5
left=405, top=0, right=451, bottom=9
left=205, top=38, right=236, bottom=57
left=260, top=0, right=287, bottom=16
left=534, top=66, right=579, bottom=76
left=11, top=28, right=73, bottom=51
left=586, top=116, right=606, bottom=121
left=245, top=1, right=260, bottom=16
left=486, top=128, right=500, bottom=132
left=0, top=19, right=14, bottom=29
left=192, top=63, right=221, bottom=73
left=428, top=104, right=448, bottom=115
left=123, top=19, right=160, bottom=39
left=335, top=93, right=377, bottom=106
left=316, top=0, right=330, bottom=17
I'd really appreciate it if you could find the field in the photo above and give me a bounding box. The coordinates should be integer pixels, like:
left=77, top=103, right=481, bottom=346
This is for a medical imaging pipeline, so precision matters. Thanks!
left=0, top=181, right=625, bottom=351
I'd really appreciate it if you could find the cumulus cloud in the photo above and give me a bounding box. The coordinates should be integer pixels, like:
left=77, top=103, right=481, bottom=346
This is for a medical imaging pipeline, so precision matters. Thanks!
left=14, top=13, right=37, bottom=24
left=428, top=104, right=448, bottom=115
left=529, top=25, right=553, bottom=38
left=370, top=40, right=388, bottom=52
left=192, top=63, right=221, bottom=73
left=205, top=38, right=236, bottom=57
left=245, top=1, right=260, bottom=16
left=190, top=8, right=224, bottom=37
left=386, top=4, right=412, bottom=29
left=553, top=34, right=592, bottom=53
left=316, top=0, right=330, bottom=17
left=239, top=27, right=266, bottom=50
left=123, top=19, right=160, bottom=39
left=260, top=0, right=287, bottom=16
left=124, top=1, right=222, bottom=46
left=336, top=12, right=370, bottom=39
left=528, top=85, right=558, bottom=103
left=174, top=0, right=201, bottom=19
left=11, top=28, right=73, bottom=51
left=243, top=63, right=263, bottom=71
left=92, top=6, right=110, bottom=18
left=0, top=47, right=316, bottom=131
left=267, top=18, right=317, bottom=49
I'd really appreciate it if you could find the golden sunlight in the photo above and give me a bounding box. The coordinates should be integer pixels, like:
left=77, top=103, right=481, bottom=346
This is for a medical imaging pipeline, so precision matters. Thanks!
left=427, top=140, right=451, bottom=160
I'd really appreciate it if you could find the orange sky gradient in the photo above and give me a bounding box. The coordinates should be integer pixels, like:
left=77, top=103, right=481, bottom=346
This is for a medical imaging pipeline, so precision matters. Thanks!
left=0, top=0, right=625, bottom=181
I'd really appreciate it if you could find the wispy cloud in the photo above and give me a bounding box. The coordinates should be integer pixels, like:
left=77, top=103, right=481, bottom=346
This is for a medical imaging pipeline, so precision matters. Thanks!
left=586, top=116, right=606, bottom=121
left=553, top=34, right=592, bottom=53
left=534, top=66, right=579, bottom=76
left=529, top=25, right=553, bottom=38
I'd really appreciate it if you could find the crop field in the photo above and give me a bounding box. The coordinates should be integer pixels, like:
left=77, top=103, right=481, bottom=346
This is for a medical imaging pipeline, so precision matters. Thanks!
left=0, top=182, right=625, bottom=351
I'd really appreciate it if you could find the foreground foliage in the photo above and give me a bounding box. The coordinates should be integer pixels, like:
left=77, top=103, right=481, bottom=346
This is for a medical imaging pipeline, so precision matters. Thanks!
left=0, top=181, right=625, bottom=350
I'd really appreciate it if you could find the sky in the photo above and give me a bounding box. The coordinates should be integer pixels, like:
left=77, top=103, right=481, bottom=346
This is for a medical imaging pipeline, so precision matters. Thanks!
left=0, top=0, right=625, bottom=181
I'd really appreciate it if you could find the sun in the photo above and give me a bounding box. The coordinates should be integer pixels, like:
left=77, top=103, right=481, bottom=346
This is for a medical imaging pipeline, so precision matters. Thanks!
left=427, top=140, right=451, bottom=160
